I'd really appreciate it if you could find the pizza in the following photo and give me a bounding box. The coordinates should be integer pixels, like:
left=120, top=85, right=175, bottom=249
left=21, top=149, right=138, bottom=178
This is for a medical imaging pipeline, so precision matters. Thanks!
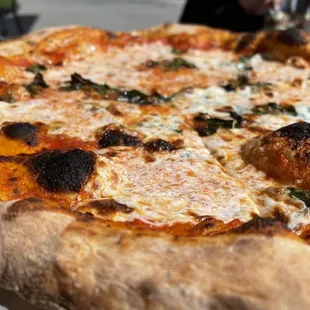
left=1, top=24, right=310, bottom=310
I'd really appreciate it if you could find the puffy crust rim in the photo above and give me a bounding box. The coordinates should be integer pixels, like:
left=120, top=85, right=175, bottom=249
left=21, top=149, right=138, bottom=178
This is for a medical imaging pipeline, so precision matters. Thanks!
left=1, top=23, right=310, bottom=62
left=1, top=198, right=310, bottom=310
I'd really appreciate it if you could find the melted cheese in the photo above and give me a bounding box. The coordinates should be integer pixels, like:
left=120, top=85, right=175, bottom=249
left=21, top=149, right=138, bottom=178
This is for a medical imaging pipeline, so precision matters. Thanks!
left=0, top=97, right=117, bottom=141
left=204, top=127, right=310, bottom=233
left=79, top=148, right=258, bottom=225
left=1, top=26, right=310, bottom=234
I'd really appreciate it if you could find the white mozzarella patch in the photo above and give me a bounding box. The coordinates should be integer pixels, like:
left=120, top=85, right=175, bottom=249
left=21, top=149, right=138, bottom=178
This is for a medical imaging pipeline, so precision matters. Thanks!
left=184, top=49, right=238, bottom=72
left=296, top=106, right=310, bottom=121
left=0, top=99, right=117, bottom=141
left=81, top=148, right=258, bottom=225
left=253, top=114, right=299, bottom=131
left=203, top=126, right=310, bottom=232
left=45, top=42, right=173, bottom=90
left=177, top=87, right=229, bottom=114
left=129, top=113, right=203, bottom=148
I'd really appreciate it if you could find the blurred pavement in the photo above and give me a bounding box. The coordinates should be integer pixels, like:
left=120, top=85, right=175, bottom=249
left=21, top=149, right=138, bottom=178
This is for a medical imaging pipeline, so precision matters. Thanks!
left=2, top=0, right=185, bottom=37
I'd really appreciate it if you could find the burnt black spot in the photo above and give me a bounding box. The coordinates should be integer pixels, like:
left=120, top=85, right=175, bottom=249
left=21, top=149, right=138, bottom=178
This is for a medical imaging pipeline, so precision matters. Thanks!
left=0, top=156, right=14, bottom=163
left=276, top=122, right=310, bottom=143
left=99, top=129, right=142, bottom=148
left=235, top=33, right=256, bottom=53
left=89, top=199, right=133, bottom=215
left=144, top=139, right=177, bottom=152
left=232, top=217, right=289, bottom=236
left=2, top=122, right=39, bottom=146
left=277, top=28, right=307, bottom=46
left=28, top=149, right=95, bottom=193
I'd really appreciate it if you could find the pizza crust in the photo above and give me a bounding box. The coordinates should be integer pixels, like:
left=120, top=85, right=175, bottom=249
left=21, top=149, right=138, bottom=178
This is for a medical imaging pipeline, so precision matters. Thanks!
left=2, top=23, right=310, bottom=61
left=1, top=198, right=310, bottom=310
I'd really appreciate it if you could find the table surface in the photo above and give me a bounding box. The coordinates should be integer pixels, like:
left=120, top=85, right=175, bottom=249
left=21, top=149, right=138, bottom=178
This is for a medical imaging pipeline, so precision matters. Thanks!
left=0, top=288, right=42, bottom=310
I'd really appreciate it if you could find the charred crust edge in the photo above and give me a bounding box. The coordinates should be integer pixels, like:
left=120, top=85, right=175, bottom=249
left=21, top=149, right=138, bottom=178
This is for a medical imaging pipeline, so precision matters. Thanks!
left=2, top=122, right=40, bottom=146
left=231, top=217, right=290, bottom=236
left=85, top=199, right=134, bottom=216
left=277, top=28, right=307, bottom=46
left=235, top=33, right=256, bottom=53
left=275, top=122, right=310, bottom=143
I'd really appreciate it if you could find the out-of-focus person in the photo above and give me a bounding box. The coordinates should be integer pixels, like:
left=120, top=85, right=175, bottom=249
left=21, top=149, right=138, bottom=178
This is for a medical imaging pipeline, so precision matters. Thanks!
left=179, top=0, right=309, bottom=32
left=267, top=0, right=310, bottom=30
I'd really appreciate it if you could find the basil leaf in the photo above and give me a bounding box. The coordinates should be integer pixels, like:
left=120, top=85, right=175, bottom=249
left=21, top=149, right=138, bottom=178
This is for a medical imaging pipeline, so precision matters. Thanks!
left=0, top=91, right=16, bottom=103
left=61, top=73, right=170, bottom=105
left=61, top=73, right=117, bottom=99
left=24, top=73, right=49, bottom=97
left=61, top=73, right=108, bottom=91
left=117, top=89, right=147, bottom=104
left=26, top=64, right=47, bottom=74
left=165, top=58, right=196, bottom=70
left=252, top=102, right=297, bottom=116
left=194, top=112, right=245, bottom=137
left=222, top=74, right=250, bottom=92
left=117, top=89, right=168, bottom=105
left=222, top=74, right=273, bottom=92
left=288, top=187, right=310, bottom=208
left=147, top=58, right=196, bottom=70
left=171, top=48, right=182, bottom=55
left=237, top=56, right=253, bottom=71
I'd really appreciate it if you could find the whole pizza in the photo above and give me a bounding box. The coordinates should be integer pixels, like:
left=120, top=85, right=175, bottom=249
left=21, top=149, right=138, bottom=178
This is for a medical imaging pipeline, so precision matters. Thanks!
left=1, top=24, right=310, bottom=310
